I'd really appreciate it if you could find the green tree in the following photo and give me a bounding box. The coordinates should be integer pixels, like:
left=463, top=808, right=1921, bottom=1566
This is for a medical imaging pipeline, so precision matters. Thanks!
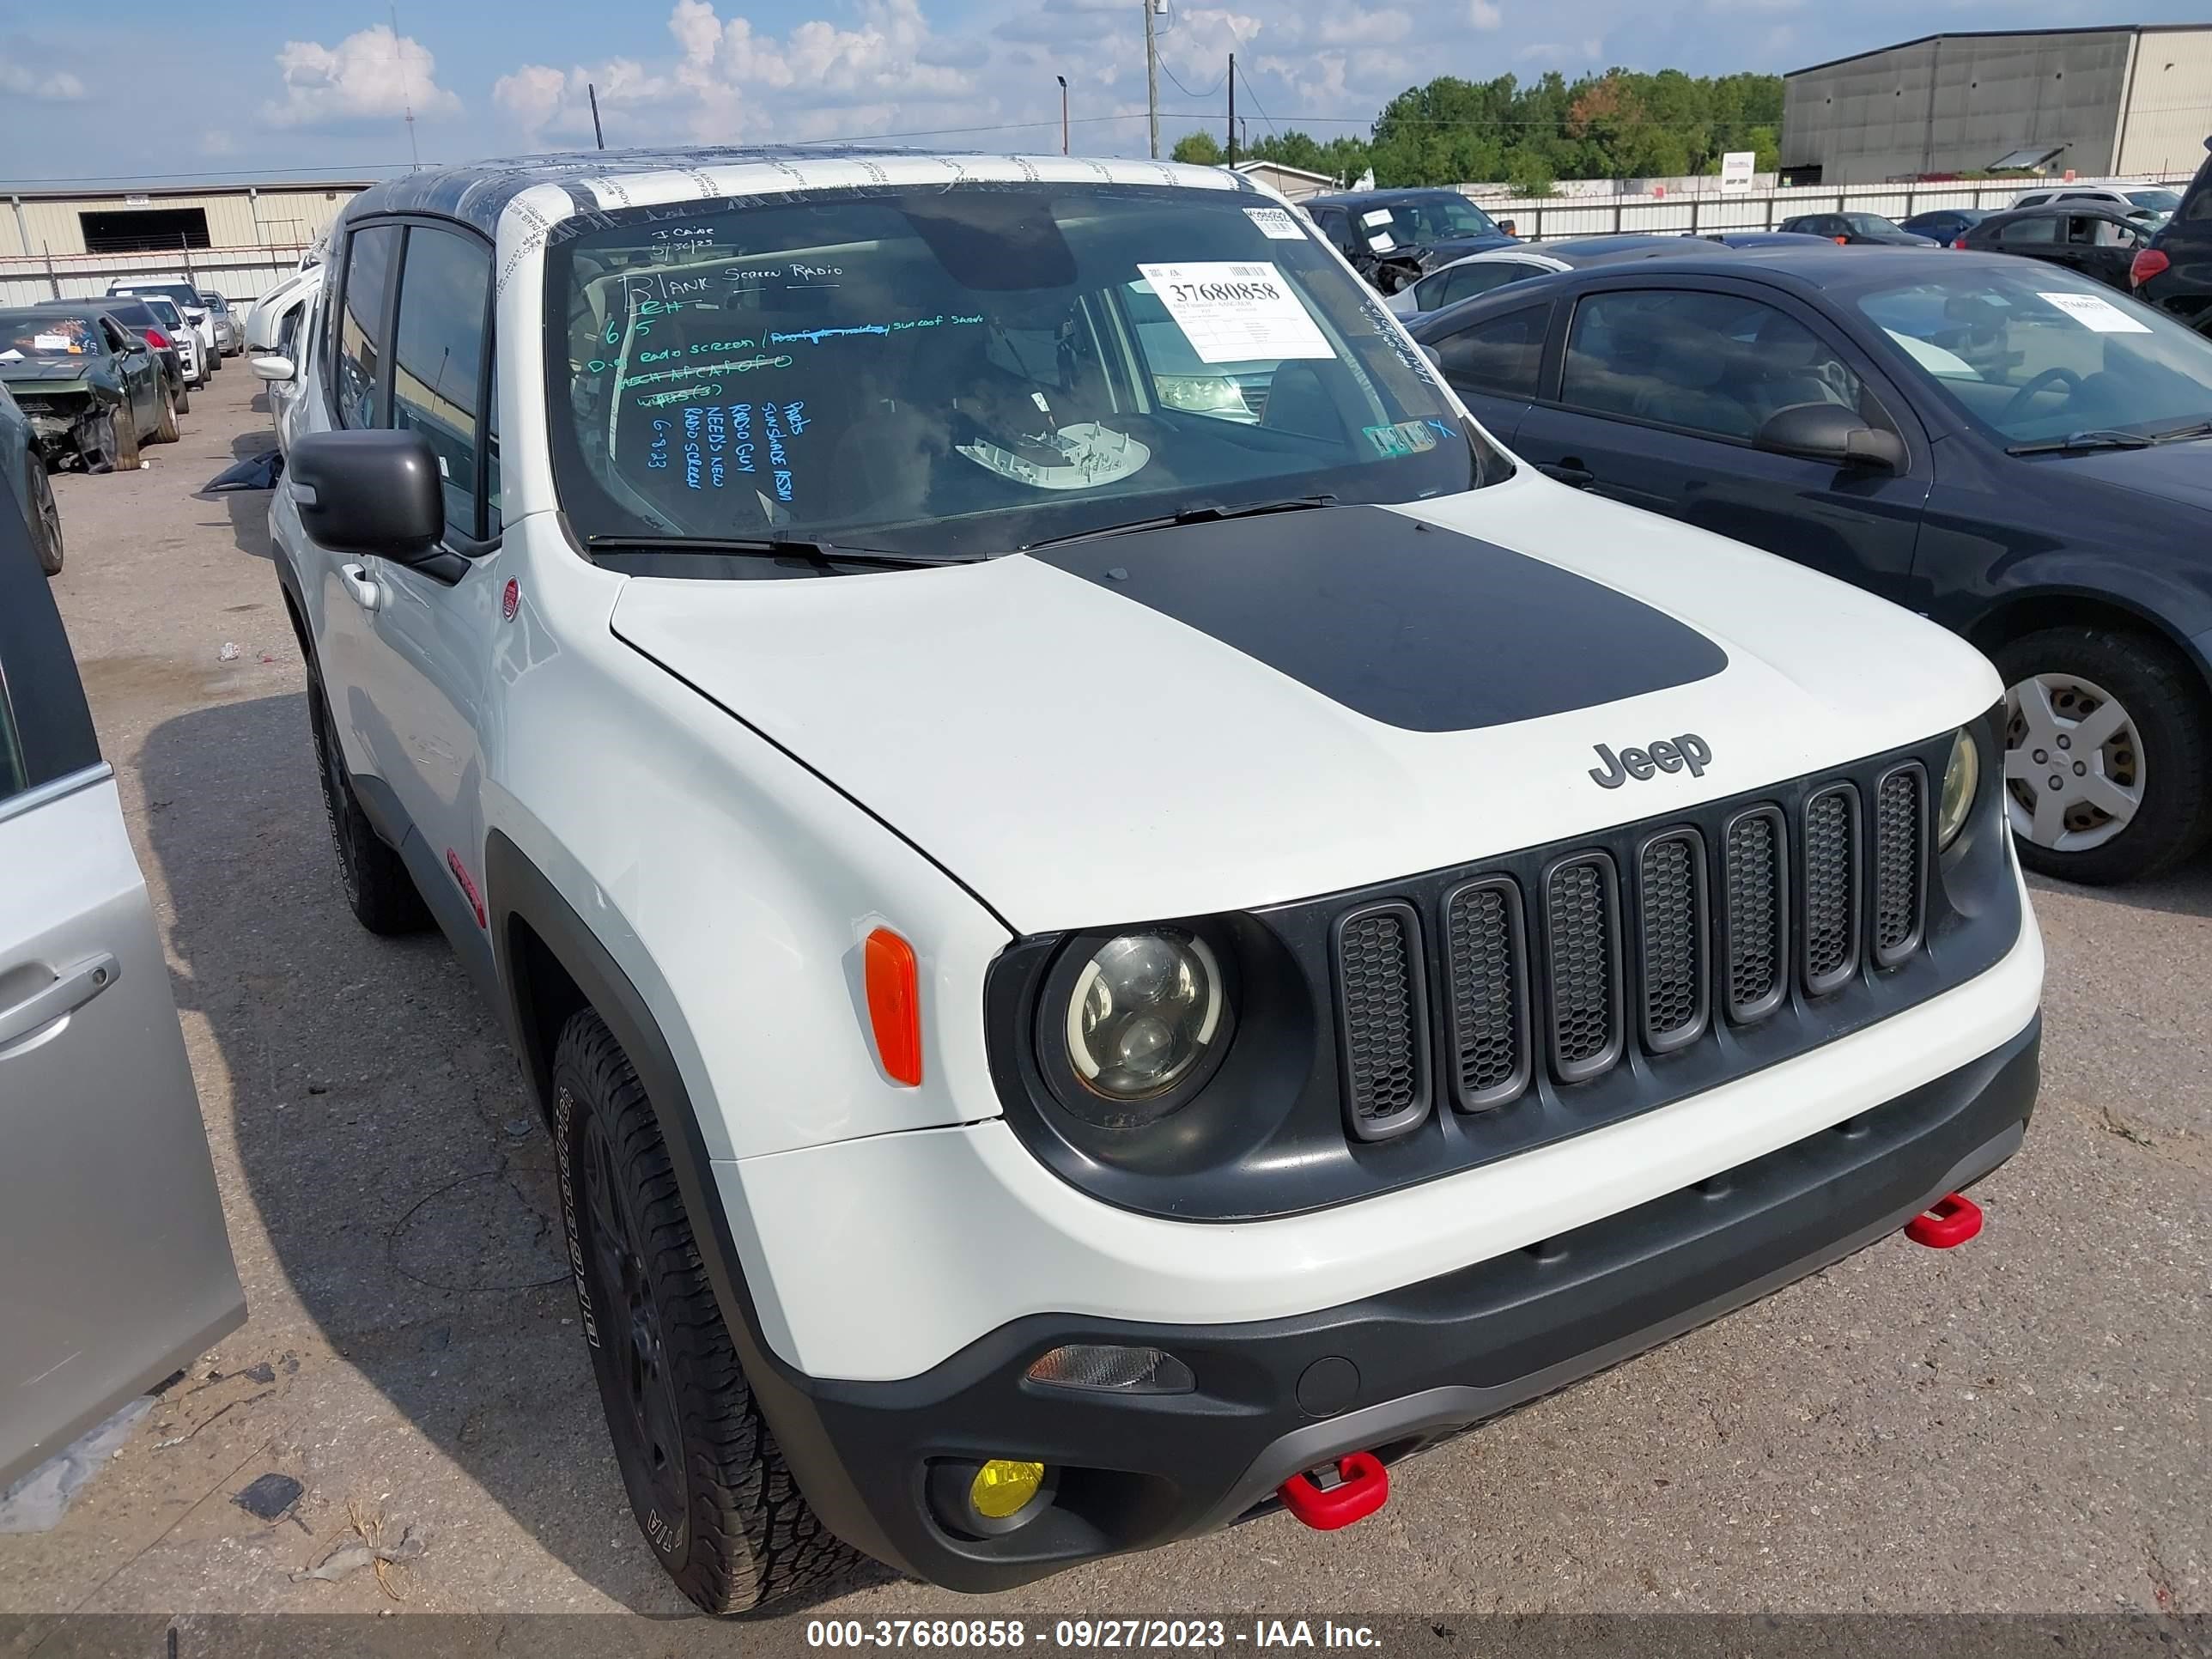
left=1171, top=131, right=1224, bottom=166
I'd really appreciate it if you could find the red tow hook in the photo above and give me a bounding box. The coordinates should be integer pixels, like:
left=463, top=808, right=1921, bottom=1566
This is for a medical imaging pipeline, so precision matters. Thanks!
left=1905, top=1192, right=1983, bottom=1249
left=1278, top=1451, right=1389, bottom=1531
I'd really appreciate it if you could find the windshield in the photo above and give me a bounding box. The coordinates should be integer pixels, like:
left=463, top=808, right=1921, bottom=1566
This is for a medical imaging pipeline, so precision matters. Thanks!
left=116, top=283, right=203, bottom=309
left=544, top=184, right=1478, bottom=560
left=140, top=296, right=185, bottom=328
left=0, top=311, right=100, bottom=359
left=1356, top=197, right=1498, bottom=252
left=1856, top=266, right=2212, bottom=445
left=2126, top=189, right=2182, bottom=214
left=1843, top=215, right=1904, bottom=236
left=98, top=298, right=157, bottom=329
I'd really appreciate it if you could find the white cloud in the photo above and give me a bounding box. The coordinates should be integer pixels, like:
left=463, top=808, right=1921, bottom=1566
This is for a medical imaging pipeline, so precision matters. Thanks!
left=200, top=129, right=239, bottom=156
left=262, top=26, right=462, bottom=130
left=1469, top=0, right=1504, bottom=29
left=0, top=64, right=85, bottom=100
left=493, top=58, right=672, bottom=145
left=1318, top=9, right=1411, bottom=45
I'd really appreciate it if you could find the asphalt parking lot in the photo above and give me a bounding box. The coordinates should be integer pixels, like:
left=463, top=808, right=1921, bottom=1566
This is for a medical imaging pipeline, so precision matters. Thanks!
left=1, top=368, right=2206, bottom=1630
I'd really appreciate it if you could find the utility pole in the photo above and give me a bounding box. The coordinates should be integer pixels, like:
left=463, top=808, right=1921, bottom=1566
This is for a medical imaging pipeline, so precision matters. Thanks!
left=391, top=3, right=420, bottom=170
left=1143, top=0, right=1160, bottom=159
left=1057, top=75, right=1068, bottom=155
left=1227, top=53, right=1236, bottom=167
left=588, top=82, right=605, bottom=149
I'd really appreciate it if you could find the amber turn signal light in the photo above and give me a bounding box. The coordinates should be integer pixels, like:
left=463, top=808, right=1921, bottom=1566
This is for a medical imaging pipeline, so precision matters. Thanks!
left=865, top=927, right=923, bottom=1086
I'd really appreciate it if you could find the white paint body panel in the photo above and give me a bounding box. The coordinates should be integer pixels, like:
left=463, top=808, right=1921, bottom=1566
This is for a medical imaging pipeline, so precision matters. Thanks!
left=726, top=887, right=2041, bottom=1379
left=611, top=474, right=2001, bottom=935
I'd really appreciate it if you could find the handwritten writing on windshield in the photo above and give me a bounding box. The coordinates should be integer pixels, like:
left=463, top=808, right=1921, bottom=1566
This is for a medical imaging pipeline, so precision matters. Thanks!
left=668, top=400, right=810, bottom=500
left=604, top=313, right=983, bottom=412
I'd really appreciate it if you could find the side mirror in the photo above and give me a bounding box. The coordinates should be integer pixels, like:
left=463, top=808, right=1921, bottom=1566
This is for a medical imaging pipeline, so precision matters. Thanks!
left=251, top=354, right=297, bottom=383
left=288, top=429, right=444, bottom=562
left=123, top=340, right=149, bottom=356
left=1755, top=403, right=1907, bottom=473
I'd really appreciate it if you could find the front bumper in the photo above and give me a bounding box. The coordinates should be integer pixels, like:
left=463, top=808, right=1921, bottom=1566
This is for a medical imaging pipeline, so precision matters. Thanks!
left=755, top=1015, right=2039, bottom=1592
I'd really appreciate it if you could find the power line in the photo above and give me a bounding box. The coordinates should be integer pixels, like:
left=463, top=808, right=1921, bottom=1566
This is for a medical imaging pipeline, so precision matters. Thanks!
left=1158, top=57, right=1228, bottom=100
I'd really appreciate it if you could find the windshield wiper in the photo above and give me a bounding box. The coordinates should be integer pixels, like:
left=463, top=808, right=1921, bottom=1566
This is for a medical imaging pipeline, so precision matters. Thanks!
left=1021, top=494, right=1340, bottom=552
left=586, top=535, right=981, bottom=569
left=2005, top=429, right=2158, bottom=456
left=2145, top=419, right=2212, bottom=445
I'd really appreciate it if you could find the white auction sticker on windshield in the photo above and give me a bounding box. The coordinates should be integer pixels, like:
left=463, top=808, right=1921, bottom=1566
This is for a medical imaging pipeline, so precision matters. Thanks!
left=1244, top=206, right=1306, bottom=240
left=1137, top=262, right=1334, bottom=364
left=1362, top=208, right=1395, bottom=228
left=2037, top=290, right=2150, bottom=333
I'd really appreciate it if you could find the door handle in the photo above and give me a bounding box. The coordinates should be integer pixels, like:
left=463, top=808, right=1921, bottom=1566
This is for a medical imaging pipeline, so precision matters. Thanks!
left=338, top=562, right=382, bottom=611
left=0, top=953, right=118, bottom=1050
left=1538, top=462, right=1595, bottom=488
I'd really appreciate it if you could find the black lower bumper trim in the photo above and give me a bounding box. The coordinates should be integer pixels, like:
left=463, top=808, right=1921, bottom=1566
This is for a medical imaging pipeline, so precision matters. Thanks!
left=758, top=1017, right=2039, bottom=1593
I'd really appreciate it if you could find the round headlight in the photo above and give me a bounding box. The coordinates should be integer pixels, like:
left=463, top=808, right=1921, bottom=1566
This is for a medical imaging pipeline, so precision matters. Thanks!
left=1938, top=726, right=1979, bottom=850
left=1063, top=929, right=1226, bottom=1109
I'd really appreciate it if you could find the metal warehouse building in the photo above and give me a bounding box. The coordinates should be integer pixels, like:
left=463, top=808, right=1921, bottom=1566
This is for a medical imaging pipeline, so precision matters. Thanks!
left=1781, top=23, right=2212, bottom=185
left=1, top=179, right=368, bottom=307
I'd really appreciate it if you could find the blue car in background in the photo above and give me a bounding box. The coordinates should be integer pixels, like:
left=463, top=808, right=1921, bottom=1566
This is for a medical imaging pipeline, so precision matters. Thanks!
left=1412, top=244, right=2212, bottom=884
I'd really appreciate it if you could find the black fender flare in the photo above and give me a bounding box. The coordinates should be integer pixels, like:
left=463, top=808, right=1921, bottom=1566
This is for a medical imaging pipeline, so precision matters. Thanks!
left=480, top=830, right=919, bottom=1577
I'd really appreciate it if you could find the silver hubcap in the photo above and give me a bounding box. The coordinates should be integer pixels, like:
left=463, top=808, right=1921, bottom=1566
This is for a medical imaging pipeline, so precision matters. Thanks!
left=2003, top=672, right=2143, bottom=852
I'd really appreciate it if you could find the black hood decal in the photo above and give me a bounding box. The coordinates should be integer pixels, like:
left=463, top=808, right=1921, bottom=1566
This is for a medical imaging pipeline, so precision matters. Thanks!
left=1027, top=506, right=1727, bottom=733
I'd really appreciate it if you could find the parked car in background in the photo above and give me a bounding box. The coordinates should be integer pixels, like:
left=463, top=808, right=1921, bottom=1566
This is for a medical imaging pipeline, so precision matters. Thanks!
left=245, top=266, right=320, bottom=353
left=1899, top=208, right=1990, bottom=244
left=1692, top=230, right=1844, bottom=250
left=70, top=295, right=189, bottom=416
left=106, top=280, right=218, bottom=371
left=1777, top=212, right=1938, bottom=246
left=0, top=501, right=248, bottom=1493
left=1412, top=246, right=2212, bottom=883
left=2013, top=184, right=2181, bottom=222
left=1961, top=204, right=2149, bottom=292
left=1303, top=187, right=1516, bottom=292
left=2130, top=139, right=2212, bottom=335
left=0, top=385, right=63, bottom=574
left=1386, top=234, right=1711, bottom=317
left=134, top=295, right=208, bottom=391
left=204, top=293, right=242, bottom=357
left=0, top=305, right=174, bottom=472
left=248, top=263, right=323, bottom=453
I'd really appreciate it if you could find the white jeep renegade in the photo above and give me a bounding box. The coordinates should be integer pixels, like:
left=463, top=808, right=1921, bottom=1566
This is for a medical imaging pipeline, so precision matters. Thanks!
left=266, top=148, right=2044, bottom=1612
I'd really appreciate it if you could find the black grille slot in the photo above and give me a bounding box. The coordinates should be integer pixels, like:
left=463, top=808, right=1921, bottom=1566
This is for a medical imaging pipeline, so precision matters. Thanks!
left=1801, top=783, right=1863, bottom=996
left=1635, top=830, right=1709, bottom=1053
left=1873, top=764, right=1927, bottom=967
left=1722, top=806, right=1788, bottom=1023
left=1542, top=854, right=1624, bottom=1083
left=1443, top=877, right=1530, bottom=1109
left=1333, top=902, right=1431, bottom=1140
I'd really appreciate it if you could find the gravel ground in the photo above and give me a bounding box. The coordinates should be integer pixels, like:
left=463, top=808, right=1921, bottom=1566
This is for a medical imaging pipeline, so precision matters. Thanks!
left=0, top=369, right=2205, bottom=1631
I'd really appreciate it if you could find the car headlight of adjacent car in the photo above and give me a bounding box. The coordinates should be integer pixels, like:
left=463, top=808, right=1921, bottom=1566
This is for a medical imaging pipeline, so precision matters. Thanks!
left=1938, top=726, right=1979, bottom=851
left=1045, top=926, right=1233, bottom=1127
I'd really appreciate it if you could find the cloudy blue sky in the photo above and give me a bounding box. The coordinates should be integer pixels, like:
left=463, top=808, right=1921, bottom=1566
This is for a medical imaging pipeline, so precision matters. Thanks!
left=3, top=0, right=2208, bottom=183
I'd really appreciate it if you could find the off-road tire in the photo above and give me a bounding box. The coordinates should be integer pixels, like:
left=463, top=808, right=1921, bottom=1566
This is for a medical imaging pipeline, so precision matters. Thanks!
left=151, top=386, right=180, bottom=444
left=27, top=465, right=62, bottom=575
left=306, top=672, right=430, bottom=933
left=552, top=1008, right=863, bottom=1614
left=1994, top=626, right=2212, bottom=885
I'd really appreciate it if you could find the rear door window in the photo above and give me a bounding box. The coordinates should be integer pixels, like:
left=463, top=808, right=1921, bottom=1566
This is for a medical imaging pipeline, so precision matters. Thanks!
left=1432, top=302, right=1548, bottom=398
left=336, top=223, right=402, bottom=428
left=2002, top=217, right=2058, bottom=246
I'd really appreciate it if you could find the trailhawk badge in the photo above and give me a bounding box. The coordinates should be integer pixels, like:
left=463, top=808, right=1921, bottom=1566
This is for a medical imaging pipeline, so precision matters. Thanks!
left=1589, top=734, right=1711, bottom=788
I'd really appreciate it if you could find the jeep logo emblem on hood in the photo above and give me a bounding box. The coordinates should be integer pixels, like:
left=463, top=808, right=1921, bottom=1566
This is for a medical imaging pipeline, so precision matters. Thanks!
left=1590, top=734, right=1711, bottom=789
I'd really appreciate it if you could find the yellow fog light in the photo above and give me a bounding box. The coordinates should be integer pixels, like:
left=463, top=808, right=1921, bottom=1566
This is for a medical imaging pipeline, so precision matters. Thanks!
left=970, top=1460, right=1046, bottom=1520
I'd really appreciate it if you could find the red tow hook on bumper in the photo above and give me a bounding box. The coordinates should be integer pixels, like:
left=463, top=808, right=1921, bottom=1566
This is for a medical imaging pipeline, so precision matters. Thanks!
left=1279, top=1452, right=1389, bottom=1530
left=1905, top=1192, right=1983, bottom=1249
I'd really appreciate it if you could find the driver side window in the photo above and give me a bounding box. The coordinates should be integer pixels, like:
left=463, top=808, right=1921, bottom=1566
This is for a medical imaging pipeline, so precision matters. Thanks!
left=1561, top=289, right=1869, bottom=444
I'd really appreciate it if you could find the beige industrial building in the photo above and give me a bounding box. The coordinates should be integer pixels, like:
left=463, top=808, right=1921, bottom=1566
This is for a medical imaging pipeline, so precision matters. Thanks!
left=1, top=179, right=368, bottom=261
left=1781, top=23, right=2212, bottom=185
